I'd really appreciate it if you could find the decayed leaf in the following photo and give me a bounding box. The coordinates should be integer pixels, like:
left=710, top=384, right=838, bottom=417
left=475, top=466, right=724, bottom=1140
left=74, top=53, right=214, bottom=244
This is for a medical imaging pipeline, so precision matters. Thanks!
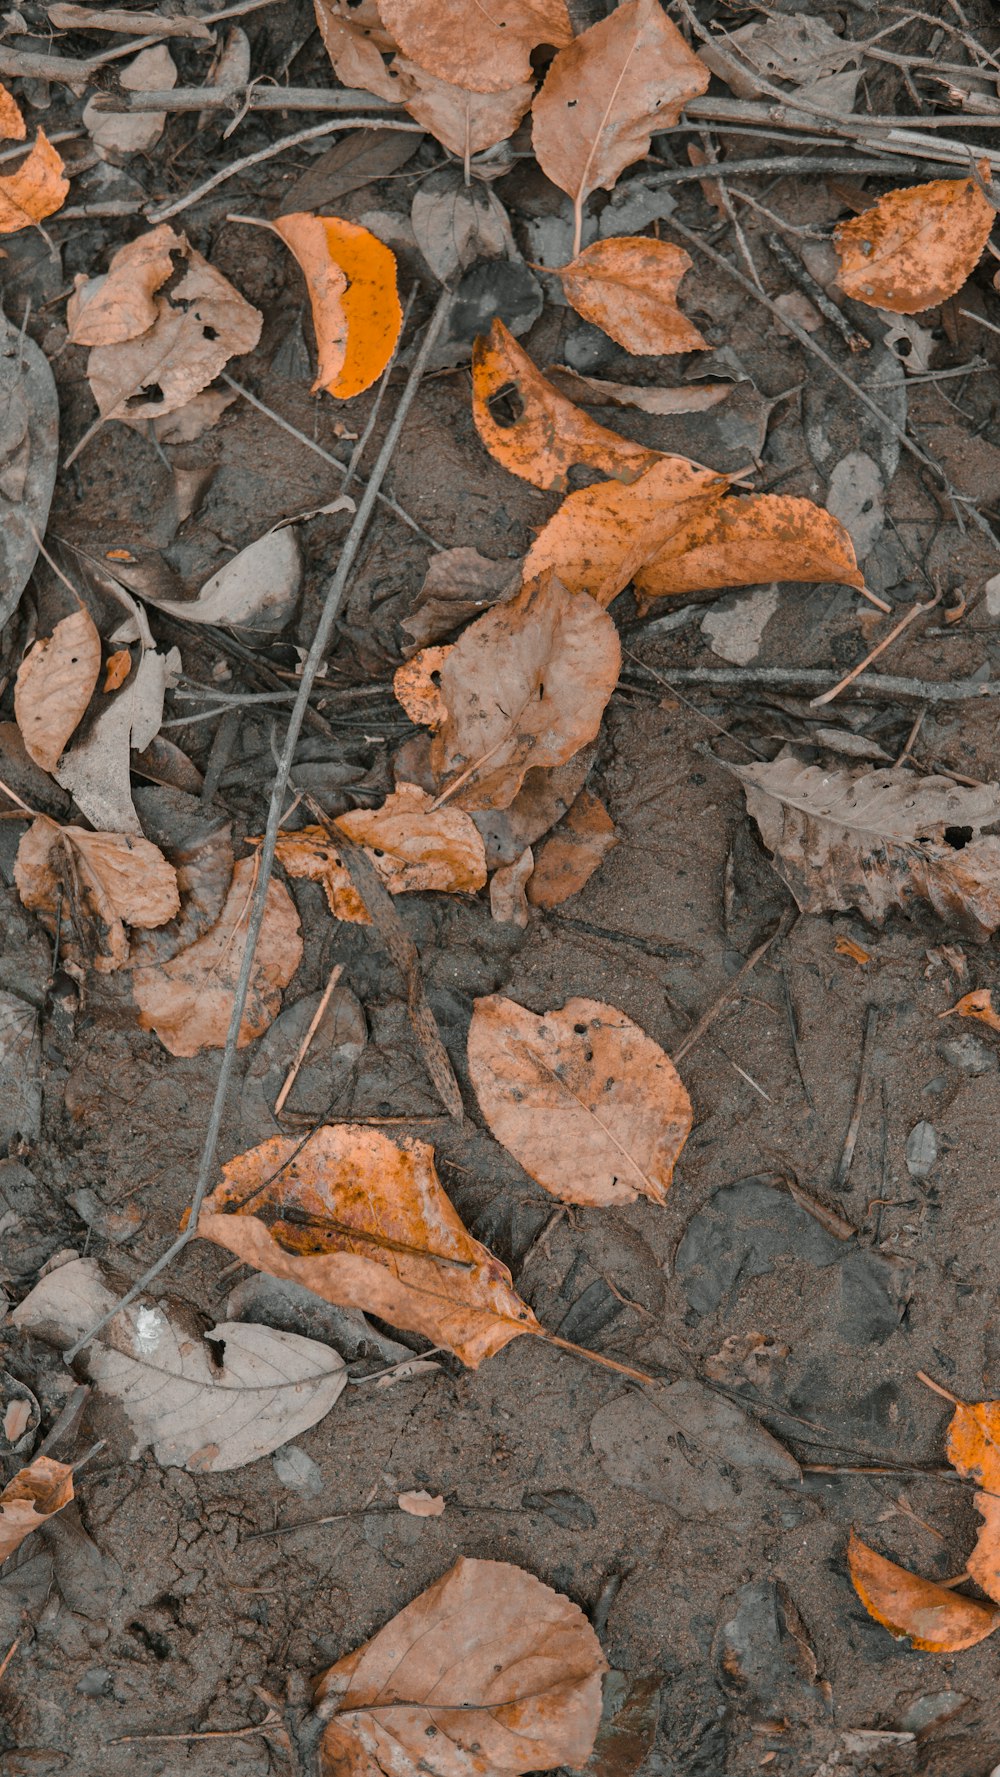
left=67, top=223, right=181, bottom=346
left=393, top=646, right=451, bottom=728
left=15, top=818, right=180, bottom=970
left=524, top=456, right=727, bottom=606
left=847, top=1531, right=999, bottom=1651
left=401, top=547, right=520, bottom=653
left=532, top=0, right=709, bottom=248
left=419, top=571, right=621, bottom=811
left=146, top=526, right=303, bottom=636
left=0, top=1456, right=73, bottom=1566
left=633, top=492, right=863, bottom=601
left=314, top=1557, right=606, bottom=1777
left=11, top=1255, right=346, bottom=1473
left=555, top=238, right=707, bottom=355
left=734, top=756, right=1000, bottom=938
left=55, top=646, right=179, bottom=834
left=132, top=856, right=302, bottom=1056
left=378, top=0, right=571, bottom=93
left=82, top=43, right=176, bottom=156
left=129, top=788, right=234, bottom=967
left=0, top=131, right=68, bottom=234
left=472, top=747, right=597, bottom=869
left=546, top=364, right=730, bottom=416
left=942, top=988, right=1000, bottom=1032
left=195, top=1125, right=541, bottom=1368
left=398, top=1490, right=445, bottom=1517
left=527, top=789, right=618, bottom=908
left=472, top=320, right=660, bottom=492
left=490, top=846, right=533, bottom=927
left=411, top=166, right=516, bottom=285
left=0, top=81, right=25, bottom=142
left=314, top=0, right=399, bottom=103
left=272, top=213, right=401, bottom=400
left=14, top=607, right=101, bottom=773
left=0, top=307, right=59, bottom=631
left=835, top=166, right=995, bottom=315
left=468, top=994, right=692, bottom=1207
left=273, top=785, right=487, bottom=922
left=393, top=58, right=535, bottom=159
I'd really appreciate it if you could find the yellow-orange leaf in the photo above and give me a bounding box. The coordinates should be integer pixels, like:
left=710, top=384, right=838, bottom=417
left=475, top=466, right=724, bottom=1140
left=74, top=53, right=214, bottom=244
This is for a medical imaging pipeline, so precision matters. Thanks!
left=634, top=492, right=863, bottom=600
left=942, top=988, right=1000, bottom=1033
left=472, top=319, right=660, bottom=493
left=273, top=212, right=402, bottom=400
left=834, top=166, right=995, bottom=315
left=0, top=131, right=69, bottom=234
left=0, top=81, right=25, bottom=142
left=834, top=935, right=871, bottom=966
left=556, top=237, right=707, bottom=355
left=847, top=1530, right=1000, bottom=1651
left=378, top=0, right=571, bottom=94
left=0, top=1457, right=73, bottom=1566
left=946, top=1398, right=1000, bottom=1492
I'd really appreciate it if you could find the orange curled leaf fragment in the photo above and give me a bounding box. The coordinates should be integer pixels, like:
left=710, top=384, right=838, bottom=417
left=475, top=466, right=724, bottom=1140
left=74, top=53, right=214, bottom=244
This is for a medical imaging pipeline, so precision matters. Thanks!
left=634, top=492, right=863, bottom=600
left=847, top=1530, right=1000, bottom=1651
left=941, top=988, right=1000, bottom=1033
left=0, top=1457, right=73, bottom=1565
left=0, top=131, right=69, bottom=234
left=273, top=212, right=402, bottom=399
left=557, top=237, right=707, bottom=356
left=834, top=165, right=995, bottom=315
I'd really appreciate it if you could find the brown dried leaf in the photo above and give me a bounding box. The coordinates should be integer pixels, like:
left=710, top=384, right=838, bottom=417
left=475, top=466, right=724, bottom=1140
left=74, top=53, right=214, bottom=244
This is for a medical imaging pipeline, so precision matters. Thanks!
left=398, top=1489, right=445, bottom=1516
left=835, top=165, right=995, bottom=315
left=472, top=747, right=597, bottom=868
left=546, top=364, right=730, bottom=416
left=272, top=213, right=401, bottom=400
left=378, top=0, right=571, bottom=93
left=421, top=571, right=621, bottom=811
left=132, top=856, right=302, bottom=1056
left=532, top=0, right=709, bottom=244
left=556, top=238, right=707, bottom=355
left=941, top=988, right=1000, bottom=1032
left=14, top=607, right=101, bottom=773
left=314, top=1556, right=606, bottom=1777
left=195, top=1125, right=541, bottom=1368
left=0, top=131, right=68, bottom=234
left=15, top=818, right=180, bottom=970
left=527, top=789, right=618, bottom=908
left=468, top=994, right=692, bottom=1207
left=67, top=223, right=181, bottom=346
left=129, top=789, right=234, bottom=967
left=0, top=1456, right=73, bottom=1566
left=103, top=648, right=131, bottom=693
left=633, top=492, right=863, bottom=600
left=394, top=58, right=536, bottom=162
left=847, top=1530, right=999, bottom=1651
left=490, top=846, right=533, bottom=927
left=82, top=42, right=176, bottom=157
left=0, top=81, right=25, bottom=142
left=401, top=547, right=520, bottom=653
left=313, top=0, right=399, bottom=101
left=472, top=319, right=660, bottom=492
left=55, top=645, right=180, bottom=835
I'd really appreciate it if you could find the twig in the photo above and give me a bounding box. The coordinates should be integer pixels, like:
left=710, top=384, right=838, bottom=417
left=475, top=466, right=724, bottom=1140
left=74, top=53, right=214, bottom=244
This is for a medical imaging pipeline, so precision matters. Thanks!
left=630, top=663, right=1000, bottom=705
left=672, top=912, right=793, bottom=1064
left=274, top=962, right=343, bottom=1118
left=810, top=592, right=942, bottom=706
left=680, top=95, right=1000, bottom=171
left=779, top=957, right=814, bottom=1110
left=0, top=1638, right=20, bottom=1685
left=3, top=1, right=299, bottom=79
left=541, top=1333, right=655, bottom=1384
left=917, top=1370, right=962, bottom=1407
left=834, top=1005, right=879, bottom=1190
left=93, top=85, right=399, bottom=115
left=62, top=288, right=454, bottom=1366
left=763, top=230, right=871, bottom=353
left=644, top=153, right=945, bottom=188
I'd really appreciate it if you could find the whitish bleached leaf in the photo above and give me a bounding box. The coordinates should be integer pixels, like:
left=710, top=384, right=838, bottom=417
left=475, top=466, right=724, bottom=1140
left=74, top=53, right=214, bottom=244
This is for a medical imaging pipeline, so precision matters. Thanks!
left=148, top=527, right=303, bottom=636
left=55, top=647, right=180, bottom=833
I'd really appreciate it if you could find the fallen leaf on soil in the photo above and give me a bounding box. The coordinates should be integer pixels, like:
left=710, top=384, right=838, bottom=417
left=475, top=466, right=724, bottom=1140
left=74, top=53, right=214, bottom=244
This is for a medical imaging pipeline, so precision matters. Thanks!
left=55, top=645, right=180, bottom=834
left=471, top=746, right=597, bottom=868
left=15, top=818, right=180, bottom=970
left=378, top=0, right=571, bottom=92
left=0, top=81, right=25, bottom=142
left=14, top=607, right=101, bottom=773
left=398, top=1489, right=445, bottom=1516
left=145, top=526, right=303, bottom=636
left=0, top=1456, right=73, bottom=1566
left=128, top=788, right=234, bottom=967
left=472, top=319, right=660, bottom=492
left=634, top=492, right=863, bottom=600
left=0, top=131, right=68, bottom=233
left=273, top=212, right=401, bottom=400
left=468, top=994, right=692, bottom=1206
left=734, top=755, right=1000, bottom=938
left=314, top=0, right=399, bottom=103
left=834, top=935, right=871, bottom=965
left=941, top=988, right=1000, bottom=1032
left=490, top=846, right=533, bottom=927
left=273, top=784, right=487, bottom=922
left=532, top=0, right=709, bottom=247
left=103, top=648, right=131, bottom=693
left=847, top=1530, right=1000, bottom=1651
left=835, top=166, right=995, bottom=315
left=393, top=646, right=451, bottom=729
left=194, top=1125, right=541, bottom=1367
left=421, top=571, right=621, bottom=811
left=393, top=57, right=535, bottom=159
left=132, top=855, right=302, bottom=1055
left=12, top=1255, right=345, bottom=1472
left=527, top=789, right=618, bottom=908
left=411, top=165, right=516, bottom=285
left=0, top=307, right=59, bottom=631
left=524, top=456, right=728, bottom=607
left=592, top=1381, right=798, bottom=1516
left=82, top=43, right=176, bottom=156
left=555, top=238, right=707, bottom=355
left=313, top=1557, right=605, bottom=1776
left=945, top=1401, right=1000, bottom=1603
left=401, top=547, right=520, bottom=653
left=546, top=364, right=730, bottom=416
left=280, top=129, right=418, bottom=216
left=67, top=222, right=182, bottom=346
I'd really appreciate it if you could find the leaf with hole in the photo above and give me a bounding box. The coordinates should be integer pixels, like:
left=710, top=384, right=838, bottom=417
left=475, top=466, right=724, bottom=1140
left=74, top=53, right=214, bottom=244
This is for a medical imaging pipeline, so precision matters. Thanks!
left=0, top=1456, right=73, bottom=1566
left=377, top=0, right=571, bottom=93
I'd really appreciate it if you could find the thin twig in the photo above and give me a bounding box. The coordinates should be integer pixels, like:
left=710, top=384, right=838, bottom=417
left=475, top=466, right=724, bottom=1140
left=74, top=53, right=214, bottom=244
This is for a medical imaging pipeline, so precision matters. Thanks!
left=810, top=592, right=942, bottom=707
left=0, top=1638, right=20, bottom=1685
left=834, top=1005, right=879, bottom=1191
left=94, top=85, right=398, bottom=115
left=629, top=663, right=1000, bottom=705
left=62, top=289, right=454, bottom=1366
left=763, top=230, right=871, bottom=353
left=645, top=153, right=962, bottom=187
left=274, top=963, right=343, bottom=1118
left=672, top=913, right=792, bottom=1064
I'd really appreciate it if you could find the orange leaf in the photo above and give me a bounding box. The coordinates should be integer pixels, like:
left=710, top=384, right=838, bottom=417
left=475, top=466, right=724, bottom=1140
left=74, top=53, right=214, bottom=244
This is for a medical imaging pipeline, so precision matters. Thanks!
left=633, top=491, right=863, bottom=600
left=944, top=1401, right=1000, bottom=1606
left=378, top=0, right=571, bottom=93
left=0, top=81, right=25, bottom=142
left=103, top=648, right=132, bottom=693
left=834, top=165, right=995, bottom=315
left=273, top=213, right=401, bottom=400
left=527, top=788, right=619, bottom=908
left=968, top=1493, right=1000, bottom=1606
left=834, top=935, right=871, bottom=966
left=941, top=988, right=1000, bottom=1033
left=523, top=455, right=728, bottom=606
left=393, top=57, right=535, bottom=159
left=393, top=645, right=451, bottom=729
left=0, top=131, right=69, bottom=234
left=194, top=1125, right=542, bottom=1367
left=0, top=1456, right=73, bottom=1566
left=14, top=607, right=102, bottom=773
left=556, top=237, right=707, bottom=355
left=472, top=319, right=660, bottom=492
left=398, top=1490, right=445, bottom=1516
left=847, top=1530, right=1000, bottom=1652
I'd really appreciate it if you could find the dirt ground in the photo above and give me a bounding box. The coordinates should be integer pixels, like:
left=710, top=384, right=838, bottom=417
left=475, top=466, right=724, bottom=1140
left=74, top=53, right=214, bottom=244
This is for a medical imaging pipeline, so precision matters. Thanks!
left=5, top=1, right=1000, bottom=1773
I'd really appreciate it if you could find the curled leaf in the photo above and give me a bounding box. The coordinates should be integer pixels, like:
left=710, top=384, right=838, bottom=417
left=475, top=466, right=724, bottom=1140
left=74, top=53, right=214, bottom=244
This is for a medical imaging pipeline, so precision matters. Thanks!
left=146, top=526, right=303, bottom=636
left=14, top=607, right=101, bottom=772
left=67, top=223, right=182, bottom=346
left=378, top=0, right=572, bottom=93
left=556, top=238, right=707, bottom=355
left=941, top=988, right=1000, bottom=1033
left=847, top=1530, right=999, bottom=1651
left=0, top=1456, right=73, bottom=1566
left=0, top=132, right=68, bottom=234
left=273, top=213, right=401, bottom=400
left=633, top=492, right=863, bottom=600
left=835, top=166, right=995, bottom=315
left=55, top=645, right=180, bottom=835
left=314, top=0, right=399, bottom=102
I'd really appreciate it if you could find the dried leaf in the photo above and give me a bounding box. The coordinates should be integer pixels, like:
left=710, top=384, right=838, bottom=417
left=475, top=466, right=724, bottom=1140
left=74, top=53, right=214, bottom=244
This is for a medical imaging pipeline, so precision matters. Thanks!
left=393, top=646, right=451, bottom=728
left=546, top=364, right=730, bottom=416
left=472, top=319, right=660, bottom=492
left=490, top=846, right=533, bottom=927
left=0, top=1456, right=73, bottom=1566
left=401, top=548, right=520, bottom=653
left=11, top=1256, right=345, bottom=1473
left=103, top=648, right=131, bottom=693
left=273, top=213, right=401, bottom=400
left=129, top=788, right=234, bottom=967
left=634, top=492, right=863, bottom=600
left=942, top=988, right=1000, bottom=1032
left=419, top=571, right=621, bottom=811
left=0, top=81, right=25, bottom=142
left=835, top=166, right=995, bottom=315
left=314, top=0, right=399, bottom=103
left=55, top=646, right=179, bottom=834
left=835, top=935, right=871, bottom=966
left=273, top=784, right=487, bottom=922
left=195, top=1125, right=541, bottom=1368
left=82, top=43, right=176, bottom=156
left=556, top=238, right=707, bottom=355
left=532, top=0, right=709, bottom=242
left=393, top=57, right=535, bottom=159
left=14, top=607, right=101, bottom=773
left=147, top=526, right=303, bottom=636
left=734, top=755, right=1000, bottom=938
left=524, top=456, right=727, bottom=607
left=468, top=994, right=692, bottom=1207
left=313, top=1557, right=606, bottom=1777
left=847, top=1530, right=999, bottom=1651
left=379, top=0, right=570, bottom=93
left=527, top=789, right=618, bottom=908
left=0, top=131, right=68, bottom=234
left=67, top=223, right=181, bottom=346
left=472, top=747, right=597, bottom=868
left=0, top=990, right=41, bottom=1149
left=411, top=166, right=515, bottom=285
left=0, top=307, right=59, bottom=630
left=15, top=818, right=180, bottom=970
left=280, top=129, right=418, bottom=216
left=398, top=1490, right=445, bottom=1516
left=946, top=1398, right=1000, bottom=1492
left=132, top=856, right=302, bottom=1056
